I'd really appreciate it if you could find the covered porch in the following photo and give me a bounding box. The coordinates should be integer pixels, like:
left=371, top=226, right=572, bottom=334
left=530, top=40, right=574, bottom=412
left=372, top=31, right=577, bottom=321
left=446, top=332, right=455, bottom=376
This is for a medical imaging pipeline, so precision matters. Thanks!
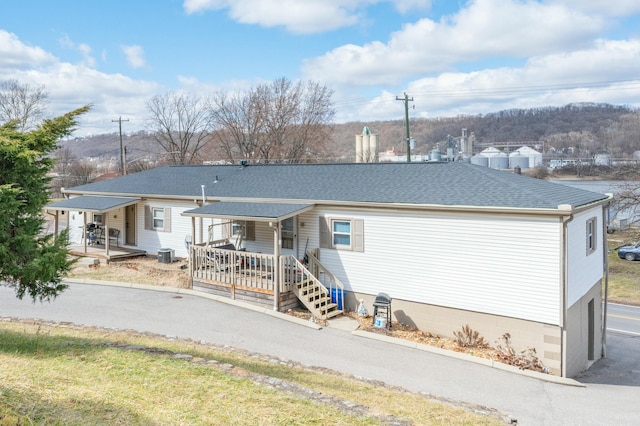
left=45, top=196, right=144, bottom=261
left=183, top=202, right=345, bottom=319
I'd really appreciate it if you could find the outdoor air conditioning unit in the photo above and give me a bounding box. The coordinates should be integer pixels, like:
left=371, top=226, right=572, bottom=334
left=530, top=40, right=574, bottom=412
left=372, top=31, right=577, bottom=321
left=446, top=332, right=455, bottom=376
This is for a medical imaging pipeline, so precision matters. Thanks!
left=158, top=248, right=174, bottom=264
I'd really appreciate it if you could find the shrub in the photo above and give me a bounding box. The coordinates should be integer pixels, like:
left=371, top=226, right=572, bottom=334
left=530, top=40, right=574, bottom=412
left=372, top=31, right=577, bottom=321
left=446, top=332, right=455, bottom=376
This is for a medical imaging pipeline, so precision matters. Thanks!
left=453, top=325, right=488, bottom=348
left=495, top=333, right=547, bottom=373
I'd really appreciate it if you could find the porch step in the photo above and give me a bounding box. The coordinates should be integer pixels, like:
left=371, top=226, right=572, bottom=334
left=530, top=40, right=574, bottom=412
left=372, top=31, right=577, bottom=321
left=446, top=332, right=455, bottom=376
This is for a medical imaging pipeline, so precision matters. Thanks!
left=291, top=262, right=343, bottom=321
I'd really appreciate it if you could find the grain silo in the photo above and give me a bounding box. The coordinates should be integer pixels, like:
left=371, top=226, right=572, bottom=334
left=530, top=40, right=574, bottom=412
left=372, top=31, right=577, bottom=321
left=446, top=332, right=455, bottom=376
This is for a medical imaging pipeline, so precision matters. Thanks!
left=355, top=126, right=378, bottom=163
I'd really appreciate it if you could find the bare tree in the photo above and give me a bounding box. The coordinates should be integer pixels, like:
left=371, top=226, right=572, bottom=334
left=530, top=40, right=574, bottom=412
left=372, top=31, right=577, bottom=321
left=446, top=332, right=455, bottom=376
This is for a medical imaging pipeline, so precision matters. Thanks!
left=209, top=77, right=334, bottom=163
left=50, top=147, right=98, bottom=197
left=0, top=79, right=49, bottom=131
left=209, top=89, right=264, bottom=161
left=613, top=181, right=640, bottom=227
left=146, top=92, right=214, bottom=165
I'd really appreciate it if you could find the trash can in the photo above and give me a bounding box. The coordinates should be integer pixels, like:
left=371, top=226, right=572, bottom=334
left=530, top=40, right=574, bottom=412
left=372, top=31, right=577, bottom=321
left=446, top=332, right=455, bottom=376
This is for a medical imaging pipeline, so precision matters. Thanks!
left=330, top=288, right=343, bottom=310
left=158, top=248, right=172, bottom=264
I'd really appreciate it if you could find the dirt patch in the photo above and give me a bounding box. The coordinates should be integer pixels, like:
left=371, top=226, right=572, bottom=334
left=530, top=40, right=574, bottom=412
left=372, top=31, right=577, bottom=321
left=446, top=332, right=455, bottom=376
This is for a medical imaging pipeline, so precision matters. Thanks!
left=285, top=308, right=548, bottom=374
left=68, top=255, right=191, bottom=288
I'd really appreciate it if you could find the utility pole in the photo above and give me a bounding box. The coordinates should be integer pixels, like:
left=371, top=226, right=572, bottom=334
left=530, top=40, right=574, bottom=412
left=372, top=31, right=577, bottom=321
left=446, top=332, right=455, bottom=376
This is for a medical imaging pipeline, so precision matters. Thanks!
left=112, top=117, right=129, bottom=175
left=396, top=92, right=414, bottom=162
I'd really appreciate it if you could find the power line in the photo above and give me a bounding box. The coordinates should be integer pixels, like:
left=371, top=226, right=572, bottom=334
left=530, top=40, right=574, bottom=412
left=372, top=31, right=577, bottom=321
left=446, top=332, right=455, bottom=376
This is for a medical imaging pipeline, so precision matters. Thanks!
left=331, top=78, right=640, bottom=108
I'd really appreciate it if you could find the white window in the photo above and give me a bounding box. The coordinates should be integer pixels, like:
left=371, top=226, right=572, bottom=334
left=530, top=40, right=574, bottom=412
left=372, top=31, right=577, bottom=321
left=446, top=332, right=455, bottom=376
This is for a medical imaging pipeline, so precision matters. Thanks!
left=93, top=213, right=103, bottom=224
left=332, top=220, right=351, bottom=248
left=586, top=217, right=597, bottom=255
left=152, top=208, right=164, bottom=230
left=144, top=206, right=171, bottom=232
left=319, top=217, right=364, bottom=252
left=230, top=220, right=255, bottom=241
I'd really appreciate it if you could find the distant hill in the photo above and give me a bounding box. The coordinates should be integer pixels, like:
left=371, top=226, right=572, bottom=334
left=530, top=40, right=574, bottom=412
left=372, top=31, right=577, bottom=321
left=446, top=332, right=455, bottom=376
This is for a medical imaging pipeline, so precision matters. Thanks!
left=62, top=103, right=640, bottom=163
left=58, top=131, right=164, bottom=162
left=329, top=103, right=639, bottom=160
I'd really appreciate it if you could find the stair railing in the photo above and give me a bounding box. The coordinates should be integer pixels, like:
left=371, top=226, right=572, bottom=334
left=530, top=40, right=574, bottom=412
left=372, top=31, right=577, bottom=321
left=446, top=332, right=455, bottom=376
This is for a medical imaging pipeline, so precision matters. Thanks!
left=305, top=250, right=345, bottom=315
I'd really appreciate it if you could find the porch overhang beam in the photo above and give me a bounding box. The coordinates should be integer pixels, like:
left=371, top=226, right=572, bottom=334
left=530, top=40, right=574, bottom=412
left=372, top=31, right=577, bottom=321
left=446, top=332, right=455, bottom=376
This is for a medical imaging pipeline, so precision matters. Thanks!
left=181, top=202, right=314, bottom=222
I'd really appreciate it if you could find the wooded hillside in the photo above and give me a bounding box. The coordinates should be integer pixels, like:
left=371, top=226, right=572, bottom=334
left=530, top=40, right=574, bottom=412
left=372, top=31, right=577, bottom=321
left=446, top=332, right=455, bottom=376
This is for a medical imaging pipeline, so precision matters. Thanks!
left=61, top=103, right=640, bottom=164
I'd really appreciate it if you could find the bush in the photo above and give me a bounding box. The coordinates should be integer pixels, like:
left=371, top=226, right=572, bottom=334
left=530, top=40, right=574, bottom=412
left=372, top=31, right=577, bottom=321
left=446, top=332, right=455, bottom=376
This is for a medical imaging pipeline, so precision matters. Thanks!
left=453, top=325, right=488, bottom=348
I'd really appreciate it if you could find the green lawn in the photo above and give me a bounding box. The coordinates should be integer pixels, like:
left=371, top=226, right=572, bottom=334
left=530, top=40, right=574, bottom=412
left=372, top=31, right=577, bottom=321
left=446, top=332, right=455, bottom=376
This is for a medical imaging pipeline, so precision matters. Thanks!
left=607, top=229, right=640, bottom=305
left=0, top=320, right=503, bottom=425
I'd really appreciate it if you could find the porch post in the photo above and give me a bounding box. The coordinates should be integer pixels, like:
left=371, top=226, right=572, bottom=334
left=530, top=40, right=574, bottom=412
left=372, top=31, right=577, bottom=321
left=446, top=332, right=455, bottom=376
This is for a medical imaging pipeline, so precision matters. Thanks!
left=190, top=217, right=196, bottom=281
left=82, top=211, right=88, bottom=253
left=104, top=214, right=110, bottom=258
left=272, top=222, right=280, bottom=311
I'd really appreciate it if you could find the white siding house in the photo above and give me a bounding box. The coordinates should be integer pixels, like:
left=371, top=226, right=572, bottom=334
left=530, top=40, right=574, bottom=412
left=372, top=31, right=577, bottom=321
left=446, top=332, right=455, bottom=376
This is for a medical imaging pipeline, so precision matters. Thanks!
left=48, top=161, right=610, bottom=377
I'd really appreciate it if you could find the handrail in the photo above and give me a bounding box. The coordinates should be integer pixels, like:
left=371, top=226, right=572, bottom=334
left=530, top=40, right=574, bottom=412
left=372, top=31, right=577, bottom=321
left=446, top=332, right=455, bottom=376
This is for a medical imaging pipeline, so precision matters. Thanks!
left=282, top=255, right=341, bottom=320
left=304, top=251, right=345, bottom=316
left=306, top=250, right=345, bottom=294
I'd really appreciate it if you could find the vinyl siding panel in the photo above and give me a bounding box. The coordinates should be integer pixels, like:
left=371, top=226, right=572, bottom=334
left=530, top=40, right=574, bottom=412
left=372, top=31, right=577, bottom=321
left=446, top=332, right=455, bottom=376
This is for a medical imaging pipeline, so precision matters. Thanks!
left=136, top=200, right=198, bottom=258
left=313, top=208, right=561, bottom=325
left=567, top=207, right=605, bottom=306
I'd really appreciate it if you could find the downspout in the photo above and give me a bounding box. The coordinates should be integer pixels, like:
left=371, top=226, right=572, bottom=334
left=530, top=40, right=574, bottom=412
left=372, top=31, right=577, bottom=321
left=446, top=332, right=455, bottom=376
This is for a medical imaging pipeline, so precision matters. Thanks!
left=560, top=204, right=575, bottom=378
left=602, top=195, right=613, bottom=358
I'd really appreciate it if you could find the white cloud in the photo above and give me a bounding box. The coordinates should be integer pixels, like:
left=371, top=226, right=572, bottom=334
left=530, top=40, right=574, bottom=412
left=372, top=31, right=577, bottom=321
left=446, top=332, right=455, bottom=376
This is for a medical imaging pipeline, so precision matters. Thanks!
left=303, top=0, right=603, bottom=86
left=122, top=45, right=146, bottom=69
left=0, top=30, right=56, bottom=71
left=341, top=39, right=640, bottom=123
left=17, top=62, right=160, bottom=135
left=0, top=30, right=160, bottom=136
left=185, top=0, right=366, bottom=33
left=57, top=35, right=97, bottom=68
left=181, top=0, right=433, bottom=33
left=554, top=0, right=640, bottom=16
left=393, top=0, right=431, bottom=14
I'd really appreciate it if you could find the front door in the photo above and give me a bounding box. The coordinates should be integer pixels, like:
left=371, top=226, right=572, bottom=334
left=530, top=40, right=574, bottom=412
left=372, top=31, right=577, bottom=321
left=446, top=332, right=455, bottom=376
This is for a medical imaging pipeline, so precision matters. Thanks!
left=126, top=204, right=136, bottom=245
left=281, top=217, right=297, bottom=258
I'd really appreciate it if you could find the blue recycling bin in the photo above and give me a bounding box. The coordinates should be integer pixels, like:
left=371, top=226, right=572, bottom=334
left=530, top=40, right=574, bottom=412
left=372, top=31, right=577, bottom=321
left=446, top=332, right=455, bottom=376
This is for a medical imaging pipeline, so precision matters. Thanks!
left=330, top=288, right=343, bottom=310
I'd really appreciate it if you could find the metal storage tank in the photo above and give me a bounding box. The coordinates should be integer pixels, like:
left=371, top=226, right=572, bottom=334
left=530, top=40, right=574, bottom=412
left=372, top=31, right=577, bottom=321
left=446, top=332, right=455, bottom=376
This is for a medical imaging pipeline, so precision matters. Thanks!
left=470, top=154, right=488, bottom=167
left=509, top=154, right=530, bottom=170
left=489, top=152, right=509, bottom=169
left=429, top=148, right=442, bottom=162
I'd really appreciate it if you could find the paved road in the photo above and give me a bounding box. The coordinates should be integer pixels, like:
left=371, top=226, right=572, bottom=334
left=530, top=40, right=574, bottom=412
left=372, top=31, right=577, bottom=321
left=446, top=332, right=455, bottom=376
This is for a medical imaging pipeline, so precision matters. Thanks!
left=607, top=303, right=640, bottom=336
left=2, top=282, right=640, bottom=425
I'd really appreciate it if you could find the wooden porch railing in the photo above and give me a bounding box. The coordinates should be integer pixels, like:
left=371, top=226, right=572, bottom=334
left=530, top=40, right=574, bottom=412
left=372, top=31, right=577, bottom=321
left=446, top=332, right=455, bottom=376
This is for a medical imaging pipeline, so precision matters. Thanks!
left=305, top=250, right=345, bottom=313
left=190, top=245, right=277, bottom=292
left=189, top=246, right=344, bottom=319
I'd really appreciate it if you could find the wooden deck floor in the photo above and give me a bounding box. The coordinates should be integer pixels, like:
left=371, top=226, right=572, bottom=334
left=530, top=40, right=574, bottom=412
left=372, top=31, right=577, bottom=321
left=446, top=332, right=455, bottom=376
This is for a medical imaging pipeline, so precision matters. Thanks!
left=69, top=244, right=147, bottom=261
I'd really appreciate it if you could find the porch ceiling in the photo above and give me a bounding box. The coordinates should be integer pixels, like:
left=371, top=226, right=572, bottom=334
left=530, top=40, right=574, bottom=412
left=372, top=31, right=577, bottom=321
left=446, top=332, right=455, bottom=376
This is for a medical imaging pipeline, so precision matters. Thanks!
left=45, top=196, right=140, bottom=213
left=182, top=201, right=314, bottom=222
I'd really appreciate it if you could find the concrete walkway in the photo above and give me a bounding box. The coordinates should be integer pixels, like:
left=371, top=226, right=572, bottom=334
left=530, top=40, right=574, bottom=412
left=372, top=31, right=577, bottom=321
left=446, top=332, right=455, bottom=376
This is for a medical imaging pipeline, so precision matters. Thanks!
left=2, top=280, right=639, bottom=425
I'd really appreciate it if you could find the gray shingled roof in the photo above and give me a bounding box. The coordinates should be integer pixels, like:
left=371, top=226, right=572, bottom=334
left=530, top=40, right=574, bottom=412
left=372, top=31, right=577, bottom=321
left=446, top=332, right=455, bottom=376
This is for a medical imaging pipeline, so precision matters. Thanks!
left=46, top=196, right=139, bottom=212
left=64, top=162, right=608, bottom=210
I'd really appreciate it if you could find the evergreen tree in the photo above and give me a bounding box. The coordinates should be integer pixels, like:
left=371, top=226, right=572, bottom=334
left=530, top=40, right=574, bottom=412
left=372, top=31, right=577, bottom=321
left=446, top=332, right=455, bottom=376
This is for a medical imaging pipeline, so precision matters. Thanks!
left=0, top=106, right=90, bottom=301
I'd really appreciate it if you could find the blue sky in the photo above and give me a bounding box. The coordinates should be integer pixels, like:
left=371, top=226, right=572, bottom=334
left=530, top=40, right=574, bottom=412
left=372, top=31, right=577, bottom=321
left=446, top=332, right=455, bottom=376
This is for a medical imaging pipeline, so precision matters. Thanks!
left=2, top=0, right=640, bottom=136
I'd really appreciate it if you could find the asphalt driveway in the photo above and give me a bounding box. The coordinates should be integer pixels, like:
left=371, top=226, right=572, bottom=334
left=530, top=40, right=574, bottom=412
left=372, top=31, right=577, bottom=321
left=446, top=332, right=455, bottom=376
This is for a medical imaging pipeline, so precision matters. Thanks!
left=2, top=281, right=640, bottom=425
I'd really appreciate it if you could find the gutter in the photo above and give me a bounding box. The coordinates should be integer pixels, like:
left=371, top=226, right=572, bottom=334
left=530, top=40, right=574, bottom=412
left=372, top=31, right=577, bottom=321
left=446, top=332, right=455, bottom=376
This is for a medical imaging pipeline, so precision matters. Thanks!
left=62, top=190, right=608, bottom=218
